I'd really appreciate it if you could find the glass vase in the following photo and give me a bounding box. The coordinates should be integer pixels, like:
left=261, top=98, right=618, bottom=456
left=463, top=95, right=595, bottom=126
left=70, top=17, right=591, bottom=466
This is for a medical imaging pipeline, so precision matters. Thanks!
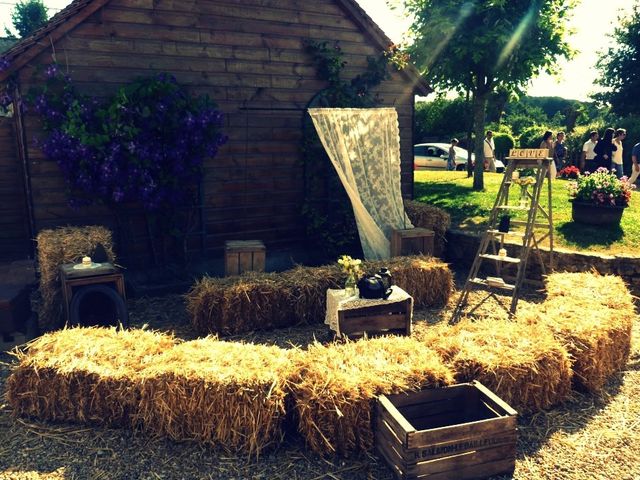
left=344, top=273, right=357, bottom=298
left=519, top=185, right=529, bottom=207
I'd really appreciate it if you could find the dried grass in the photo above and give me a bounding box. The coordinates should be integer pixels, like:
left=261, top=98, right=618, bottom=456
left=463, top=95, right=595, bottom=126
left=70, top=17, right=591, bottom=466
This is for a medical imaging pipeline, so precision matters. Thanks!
left=187, top=255, right=451, bottom=336
left=518, top=272, right=635, bottom=393
left=418, top=318, right=572, bottom=413
left=288, top=336, right=454, bottom=457
left=6, top=327, right=175, bottom=427
left=36, top=226, right=115, bottom=331
left=404, top=200, right=451, bottom=256
left=135, top=338, right=292, bottom=457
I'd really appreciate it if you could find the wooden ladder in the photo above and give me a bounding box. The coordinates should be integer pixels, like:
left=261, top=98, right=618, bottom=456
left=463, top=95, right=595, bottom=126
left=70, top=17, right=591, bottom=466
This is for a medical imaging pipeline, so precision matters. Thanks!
left=451, top=154, right=554, bottom=322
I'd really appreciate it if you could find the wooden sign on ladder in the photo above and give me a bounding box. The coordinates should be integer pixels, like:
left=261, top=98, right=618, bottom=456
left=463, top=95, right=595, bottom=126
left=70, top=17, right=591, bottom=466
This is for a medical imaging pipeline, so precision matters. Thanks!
left=450, top=149, right=554, bottom=323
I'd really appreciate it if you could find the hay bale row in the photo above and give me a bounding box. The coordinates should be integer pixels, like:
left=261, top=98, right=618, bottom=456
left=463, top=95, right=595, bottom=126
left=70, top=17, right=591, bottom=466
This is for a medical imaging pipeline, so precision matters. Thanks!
left=288, top=336, right=453, bottom=456
left=135, top=339, right=292, bottom=457
left=36, top=226, right=115, bottom=330
left=186, top=255, right=452, bottom=336
left=6, top=327, right=175, bottom=426
left=518, top=272, right=635, bottom=393
left=404, top=200, right=451, bottom=256
left=418, top=319, right=573, bottom=413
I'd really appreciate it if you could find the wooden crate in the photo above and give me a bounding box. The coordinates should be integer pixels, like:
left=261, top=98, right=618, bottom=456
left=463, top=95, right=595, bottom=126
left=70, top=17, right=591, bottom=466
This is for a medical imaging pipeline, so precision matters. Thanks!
left=375, top=381, right=517, bottom=480
left=391, top=228, right=435, bottom=257
left=337, top=297, right=412, bottom=339
left=224, top=240, right=266, bottom=276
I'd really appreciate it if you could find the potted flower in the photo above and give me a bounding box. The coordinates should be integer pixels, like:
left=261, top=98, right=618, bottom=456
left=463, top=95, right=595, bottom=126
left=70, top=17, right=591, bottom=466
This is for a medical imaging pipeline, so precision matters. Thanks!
left=567, top=168, right=635, bottom=225
left=558, top=165, right=580, bottom=180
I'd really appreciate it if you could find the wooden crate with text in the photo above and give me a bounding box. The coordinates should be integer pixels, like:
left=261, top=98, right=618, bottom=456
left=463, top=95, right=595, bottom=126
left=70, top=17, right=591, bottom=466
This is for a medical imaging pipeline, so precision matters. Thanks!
left=375, top=381, right=517, bottom=480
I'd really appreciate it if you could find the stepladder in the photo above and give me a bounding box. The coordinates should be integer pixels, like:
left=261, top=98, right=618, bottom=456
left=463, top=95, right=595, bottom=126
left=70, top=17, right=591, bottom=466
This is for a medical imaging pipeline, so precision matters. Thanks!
left=451, top=152, right=554, bottom=323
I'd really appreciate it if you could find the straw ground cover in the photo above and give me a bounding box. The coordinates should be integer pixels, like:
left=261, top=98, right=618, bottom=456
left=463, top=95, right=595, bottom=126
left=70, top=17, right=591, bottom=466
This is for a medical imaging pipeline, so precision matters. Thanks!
left=0, top=274, right=638, bottom=479
left=414, top=170, right=640, bottom=254
left=36, top=226, right=115, bottom=331
left=187, top=255, right=452, bottom=336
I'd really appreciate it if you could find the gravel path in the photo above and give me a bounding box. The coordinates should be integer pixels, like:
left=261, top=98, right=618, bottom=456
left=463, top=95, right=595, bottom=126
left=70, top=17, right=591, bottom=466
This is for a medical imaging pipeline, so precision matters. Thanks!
left=1, top=280, right=639, bottom=480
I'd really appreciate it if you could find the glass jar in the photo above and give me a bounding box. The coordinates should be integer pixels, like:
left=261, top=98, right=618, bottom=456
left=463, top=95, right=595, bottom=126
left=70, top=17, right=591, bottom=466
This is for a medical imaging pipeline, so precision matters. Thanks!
left=344, top=273, right=358, bottom=298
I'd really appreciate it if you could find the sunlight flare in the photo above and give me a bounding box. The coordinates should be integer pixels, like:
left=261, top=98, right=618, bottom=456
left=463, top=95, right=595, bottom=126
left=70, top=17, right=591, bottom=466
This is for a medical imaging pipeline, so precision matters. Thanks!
left=496, top=6, right=536, bottom=69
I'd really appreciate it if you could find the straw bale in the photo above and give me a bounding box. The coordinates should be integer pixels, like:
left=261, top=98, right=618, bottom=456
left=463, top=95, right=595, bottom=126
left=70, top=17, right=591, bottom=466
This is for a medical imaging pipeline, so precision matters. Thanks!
left=288, top=336, right=454, bottom=456
left=36, top=226, right=115, bottom=331
left=404, top=200, right=451, bottom=256
left=187, top=256, right=452, bottom=336
left=135, top=338, right=292, bottom=457
left=420, top=319, right=572, bottom=413
left=519, top=297, right=634, bottom=393
left=6, top=327, right=175, bottom=426
left=186, top=272, right=301, bottom=336
left=544, top=271, right=635, bottom=311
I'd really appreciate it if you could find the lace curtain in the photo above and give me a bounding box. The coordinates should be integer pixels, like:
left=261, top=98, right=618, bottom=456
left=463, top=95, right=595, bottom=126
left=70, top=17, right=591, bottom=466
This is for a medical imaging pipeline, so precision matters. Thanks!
left=308, top=108, right=413, bottom=260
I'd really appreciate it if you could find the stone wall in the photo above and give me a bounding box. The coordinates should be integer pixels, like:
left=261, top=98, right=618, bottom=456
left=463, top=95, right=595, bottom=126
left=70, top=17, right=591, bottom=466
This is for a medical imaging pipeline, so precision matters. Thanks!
left=446, top=229, right=640, bottom=294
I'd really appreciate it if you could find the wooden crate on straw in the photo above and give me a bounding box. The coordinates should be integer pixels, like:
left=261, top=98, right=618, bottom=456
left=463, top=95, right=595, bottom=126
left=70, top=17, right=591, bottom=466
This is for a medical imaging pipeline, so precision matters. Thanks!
left=375, top=381, right=517, bottom=480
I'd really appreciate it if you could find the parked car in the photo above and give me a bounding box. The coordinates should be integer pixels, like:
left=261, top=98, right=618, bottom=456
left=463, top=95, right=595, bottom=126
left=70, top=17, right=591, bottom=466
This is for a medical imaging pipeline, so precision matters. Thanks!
left=414, top=143, right=505, bottom=172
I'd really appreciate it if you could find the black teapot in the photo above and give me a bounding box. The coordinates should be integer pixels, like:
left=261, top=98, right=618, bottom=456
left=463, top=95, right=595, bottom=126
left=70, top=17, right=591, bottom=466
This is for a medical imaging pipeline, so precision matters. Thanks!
left=358, top=273, right=393, bottom=300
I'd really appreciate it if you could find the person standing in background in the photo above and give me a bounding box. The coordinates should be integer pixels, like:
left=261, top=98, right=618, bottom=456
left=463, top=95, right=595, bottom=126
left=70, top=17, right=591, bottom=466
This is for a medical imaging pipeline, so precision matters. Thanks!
left=539, top=130, right=556, bottom=179
left=612, top=128, right=626, bottom=178
left=483, top=131, right=496, bottom=173
left=447, top=138, right=458, bottom=171
left=627, top=140, right=640, bottom=185
left=554, top=131, right=567, bottom=173
left=581, top=131, right=599, bottom=173
left=594, top=127, right=616, bottom=171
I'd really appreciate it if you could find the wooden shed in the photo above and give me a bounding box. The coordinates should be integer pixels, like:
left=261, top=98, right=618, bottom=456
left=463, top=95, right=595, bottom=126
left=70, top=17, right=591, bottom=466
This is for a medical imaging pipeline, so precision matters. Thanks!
left=0, top=0, right=430, bottom=263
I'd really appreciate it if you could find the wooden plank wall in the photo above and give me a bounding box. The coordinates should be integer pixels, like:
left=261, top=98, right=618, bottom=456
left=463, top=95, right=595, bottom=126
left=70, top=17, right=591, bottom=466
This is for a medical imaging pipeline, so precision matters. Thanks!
left=17, top=0, right=417, bottom=259
left=0, top=116, right=31, bottom=259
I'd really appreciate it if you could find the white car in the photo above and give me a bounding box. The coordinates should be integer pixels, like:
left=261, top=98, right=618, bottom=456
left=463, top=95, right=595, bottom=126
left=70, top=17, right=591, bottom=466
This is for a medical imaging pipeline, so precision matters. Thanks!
left=414, top=143, right=505, bottom=172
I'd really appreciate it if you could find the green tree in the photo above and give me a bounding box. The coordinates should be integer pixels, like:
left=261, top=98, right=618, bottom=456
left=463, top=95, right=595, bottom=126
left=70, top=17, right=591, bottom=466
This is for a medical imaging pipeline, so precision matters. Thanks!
left=596, top=2, right=640, bottom=116
left=414, top=96, right=469, bottom=141
left=4, top=0, right=48, bottom=38
left=405, top=0, right=575, bottom=189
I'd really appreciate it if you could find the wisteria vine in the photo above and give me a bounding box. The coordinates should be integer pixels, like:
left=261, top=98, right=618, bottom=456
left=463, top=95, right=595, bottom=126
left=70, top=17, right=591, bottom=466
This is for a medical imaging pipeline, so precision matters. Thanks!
left=31, top=65, right=227, bottom=211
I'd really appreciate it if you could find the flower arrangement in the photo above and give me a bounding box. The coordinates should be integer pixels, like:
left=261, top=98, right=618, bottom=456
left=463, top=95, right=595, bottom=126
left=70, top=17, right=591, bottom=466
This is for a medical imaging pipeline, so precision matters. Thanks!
left=337, top=255, right=362, bottom=277
left=30, top=65, right=227, bottom=211
left=512, top=175, right=536, bottom=187
left=568, top=167, right=635, bottom=207
left=558, top=165, right=580, bottom=179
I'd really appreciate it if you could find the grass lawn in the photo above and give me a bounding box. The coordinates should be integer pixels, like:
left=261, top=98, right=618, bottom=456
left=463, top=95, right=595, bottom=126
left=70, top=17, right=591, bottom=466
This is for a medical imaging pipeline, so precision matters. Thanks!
left=414, top=170, right=640, bottom=255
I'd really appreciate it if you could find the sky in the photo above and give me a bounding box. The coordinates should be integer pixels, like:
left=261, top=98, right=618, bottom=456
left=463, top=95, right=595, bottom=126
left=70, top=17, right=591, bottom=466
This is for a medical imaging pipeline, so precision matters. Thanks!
left=0, top=0, right=633, bottom=101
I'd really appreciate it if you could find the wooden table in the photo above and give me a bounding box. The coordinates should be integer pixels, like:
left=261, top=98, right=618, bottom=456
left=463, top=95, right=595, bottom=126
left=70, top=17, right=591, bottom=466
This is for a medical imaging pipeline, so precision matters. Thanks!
left=60, top=263, right=126, bottom=325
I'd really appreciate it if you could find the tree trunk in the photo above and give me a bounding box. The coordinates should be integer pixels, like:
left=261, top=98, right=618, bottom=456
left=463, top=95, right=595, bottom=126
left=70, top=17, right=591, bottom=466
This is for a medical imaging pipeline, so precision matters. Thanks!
left=465, top=88, right=473, bottom=178
left=472, top=90, right=489, bottom=191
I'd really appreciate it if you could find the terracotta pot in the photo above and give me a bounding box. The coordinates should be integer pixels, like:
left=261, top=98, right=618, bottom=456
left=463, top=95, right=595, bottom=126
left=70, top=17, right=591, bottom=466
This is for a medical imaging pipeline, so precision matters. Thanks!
left=571, top=201, right=626, bottom=225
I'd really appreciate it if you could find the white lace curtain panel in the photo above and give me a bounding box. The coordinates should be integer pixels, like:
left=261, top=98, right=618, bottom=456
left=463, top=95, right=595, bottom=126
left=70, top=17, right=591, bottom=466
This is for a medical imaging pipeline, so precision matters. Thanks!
left=308, top=108, right=413, bottom=260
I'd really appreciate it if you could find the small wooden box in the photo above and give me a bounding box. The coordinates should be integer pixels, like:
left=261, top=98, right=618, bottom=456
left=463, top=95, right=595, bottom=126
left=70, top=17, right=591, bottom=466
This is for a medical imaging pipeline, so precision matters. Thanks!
left=391, top=228, right=435, bottom=257
left=338, top=297, right=412, bottom=339
left=375, top=381, right=517, bottom=480
left=224, top=240, right=266, bottom=276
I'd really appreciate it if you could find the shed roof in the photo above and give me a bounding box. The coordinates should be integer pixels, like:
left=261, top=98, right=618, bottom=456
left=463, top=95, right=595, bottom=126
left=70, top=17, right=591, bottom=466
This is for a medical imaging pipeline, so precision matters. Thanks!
left=0, top=0, right=431, bottom=95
